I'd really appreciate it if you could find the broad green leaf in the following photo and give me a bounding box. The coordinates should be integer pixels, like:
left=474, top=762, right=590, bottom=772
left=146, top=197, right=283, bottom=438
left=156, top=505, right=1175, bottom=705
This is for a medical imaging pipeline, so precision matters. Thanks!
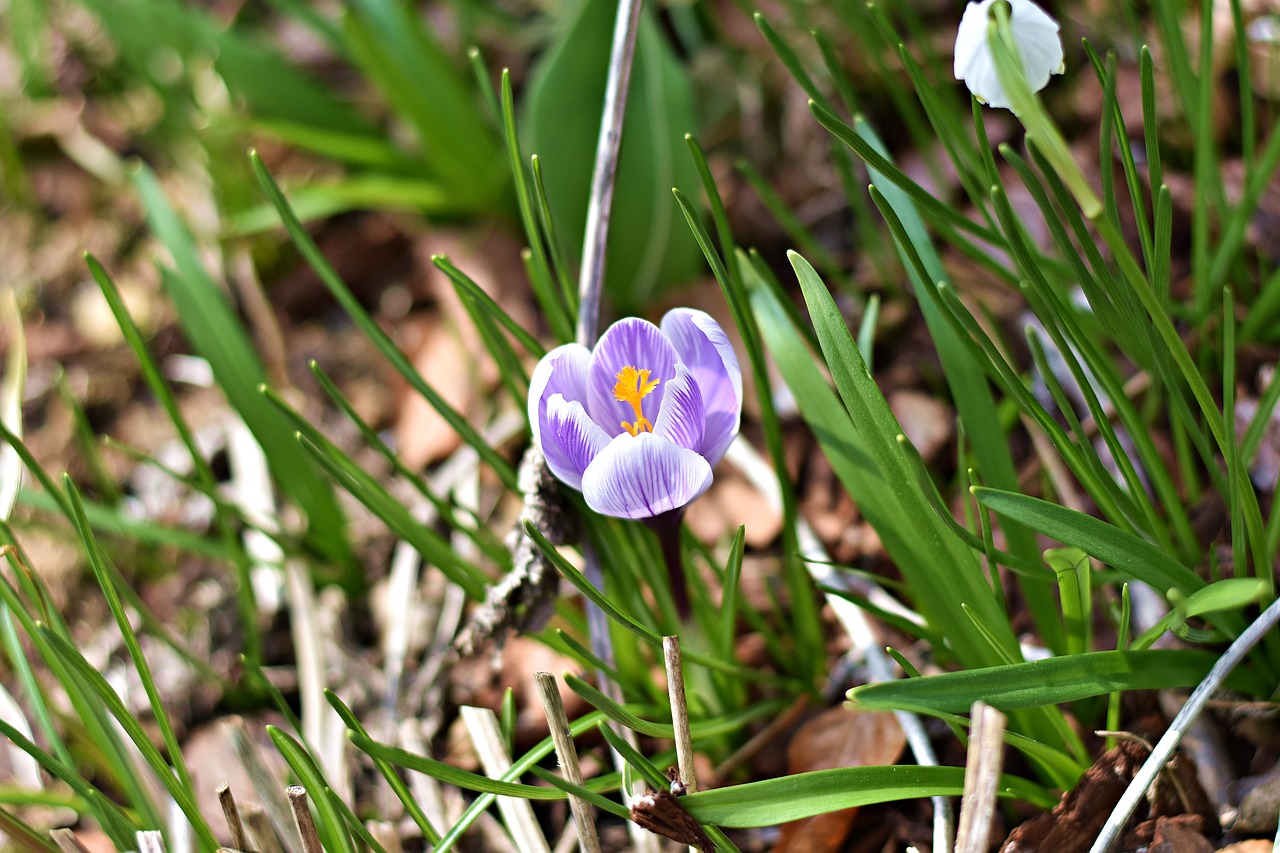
left=783, top=251, right=1016, bottom=668
left=1176, top=578, right=1268, bottom=618
left=682, top=766, right=1052, bottom=826
left=523, top=0, right=702, bottom=307
left=343, top=0, right=502, bottom=201
left=854, top=116, right=1057, bottom=652
left=847, top=649, right=1257, bottom=713
left=973, top=487, right=1204, bottom=595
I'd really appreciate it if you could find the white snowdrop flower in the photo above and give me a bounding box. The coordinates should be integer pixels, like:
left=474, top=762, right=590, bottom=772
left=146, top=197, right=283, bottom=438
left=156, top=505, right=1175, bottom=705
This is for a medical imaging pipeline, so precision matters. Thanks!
left=954, top=0, right=1065, bottom=110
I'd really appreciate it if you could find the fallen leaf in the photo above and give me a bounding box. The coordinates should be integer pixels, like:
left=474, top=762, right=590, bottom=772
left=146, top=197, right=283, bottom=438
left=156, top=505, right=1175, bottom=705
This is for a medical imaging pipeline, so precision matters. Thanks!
left=774, top=706, right=907, bottom=853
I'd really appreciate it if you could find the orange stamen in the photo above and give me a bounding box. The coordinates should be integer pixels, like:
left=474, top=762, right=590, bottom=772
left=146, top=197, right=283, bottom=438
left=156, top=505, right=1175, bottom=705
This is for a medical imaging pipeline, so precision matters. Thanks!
left=613, top=365, right=660, bottom=435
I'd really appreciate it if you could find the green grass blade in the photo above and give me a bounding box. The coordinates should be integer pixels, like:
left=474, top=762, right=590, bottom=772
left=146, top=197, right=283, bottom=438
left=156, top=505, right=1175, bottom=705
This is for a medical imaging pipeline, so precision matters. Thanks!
left=788, top=250, right=1015, bottom=667
left=972, top=487, right=1203, bottom=596
left=268, top=727, right=357, bottom=853
left=325, top=689, right=441, bottom=843
left=133, top=166, right=353, bottom=572
left=681, top=766, right=1052, bottom=825
left=87, top=254, right=262, bottom=662
left=848, top=649, right=1252, bottom=713
left=260, top=386, right=489, bottom=600
left=249, top=152, right=518, bottom=492
left=64, top=474, right=214, bottom=807
left=0, top=718, right=137, bottom=848
left=37, top=627, right=218, bottom=849
left=0, top=806, right=59, bottom=852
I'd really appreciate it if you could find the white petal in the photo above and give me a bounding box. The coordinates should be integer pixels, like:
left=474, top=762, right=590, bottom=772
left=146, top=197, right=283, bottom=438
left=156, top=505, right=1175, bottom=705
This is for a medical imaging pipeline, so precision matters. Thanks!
left=581, top=432, right=713, bottom=520
left=542, top=394, right=612, bottom=491
left=954, top=0, right=1063, bottom=111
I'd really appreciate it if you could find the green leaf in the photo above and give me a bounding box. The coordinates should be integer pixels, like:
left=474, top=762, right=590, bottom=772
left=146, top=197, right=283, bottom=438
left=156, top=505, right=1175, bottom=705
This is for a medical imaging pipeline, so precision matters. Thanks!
left=523, top=0, right=702, bottom=306
left=682, top=766, right=1052, bottom=826
left=343, top=0, right=502, bottom=201
left=848, top=649, right=1255, bottom=713
left=1176, top=578, right=1268, bottom=619
left=784, top=251, right=1016, bottom=667
left=972, top=487, right=1204, bottom=596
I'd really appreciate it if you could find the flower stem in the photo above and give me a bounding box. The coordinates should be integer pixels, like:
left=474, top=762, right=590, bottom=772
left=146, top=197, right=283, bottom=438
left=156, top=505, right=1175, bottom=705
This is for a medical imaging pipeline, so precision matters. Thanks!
left=647, top=509, right=690, bottom=619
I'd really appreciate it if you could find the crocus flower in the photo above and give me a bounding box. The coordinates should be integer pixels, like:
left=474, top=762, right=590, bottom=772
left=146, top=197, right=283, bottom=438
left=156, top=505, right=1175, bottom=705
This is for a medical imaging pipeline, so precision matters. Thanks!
left=528, top=309, right=742, bottom=520
left=954, top=0, right=1064, bottom=110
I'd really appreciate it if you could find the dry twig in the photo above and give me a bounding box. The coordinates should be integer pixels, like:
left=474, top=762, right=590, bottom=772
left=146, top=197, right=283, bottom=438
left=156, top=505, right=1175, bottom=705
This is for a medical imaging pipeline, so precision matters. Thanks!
left=535, top=671, right=602, bottom=853
left=954, top=702, right=1007, bottom=853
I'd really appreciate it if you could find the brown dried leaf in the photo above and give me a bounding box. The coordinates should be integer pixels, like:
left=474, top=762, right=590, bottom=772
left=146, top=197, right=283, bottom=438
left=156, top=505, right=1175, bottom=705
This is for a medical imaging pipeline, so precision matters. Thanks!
left=774, top=707, right=907, bottom=853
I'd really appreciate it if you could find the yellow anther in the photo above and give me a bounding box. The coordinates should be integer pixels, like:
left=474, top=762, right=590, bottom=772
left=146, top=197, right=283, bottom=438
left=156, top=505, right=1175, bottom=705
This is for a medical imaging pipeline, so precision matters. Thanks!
left=613, top=365, right=659, bottom=435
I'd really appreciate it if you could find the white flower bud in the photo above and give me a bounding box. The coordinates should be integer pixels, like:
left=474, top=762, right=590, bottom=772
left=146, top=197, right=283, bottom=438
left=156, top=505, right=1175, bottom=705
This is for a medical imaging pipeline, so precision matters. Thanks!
left=954, top=0, right=1065, bottom=110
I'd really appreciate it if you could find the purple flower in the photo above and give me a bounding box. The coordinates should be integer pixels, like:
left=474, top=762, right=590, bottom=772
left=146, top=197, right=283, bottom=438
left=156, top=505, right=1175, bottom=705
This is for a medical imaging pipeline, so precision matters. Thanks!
left=528, top=309, right=743, bottom=520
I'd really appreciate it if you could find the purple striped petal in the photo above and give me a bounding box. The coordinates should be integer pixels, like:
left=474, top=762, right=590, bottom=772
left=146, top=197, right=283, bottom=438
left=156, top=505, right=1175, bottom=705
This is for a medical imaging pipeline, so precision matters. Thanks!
left=652, top=365, right=704, bottom=453
left=541, top=394, right=611, bottom=490
left=529, top=344, right=593, bottom=479
left=587, top=318, right=679, bottom=436
left=581, top=432, right=713, bottom=519
left=660, top=308, right=742, bottom=464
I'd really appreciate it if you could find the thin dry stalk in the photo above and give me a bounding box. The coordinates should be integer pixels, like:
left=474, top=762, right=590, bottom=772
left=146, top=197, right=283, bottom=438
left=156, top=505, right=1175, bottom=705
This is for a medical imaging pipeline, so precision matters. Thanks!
left=535, top=672, right=602, bottom=853
left=582, top=547, right=659, bottom=853
left=575, top=0, right=644, bottom=343
left=954, top=702, right=1007, bottom=853
left=136, top=831, right=167, bottom=853
left=217, top=784, right=248, bottom=852
left=50, top=829, right=91, bottom=853
left=239, top=800, right=285, bottom=853
left=1090, top=593, right=1280, bottom=853
left=459, top=706, right=553, bottom=853
left=662, top=637, right=697, bottom=793
left=286, top=787, right=323, bottom=853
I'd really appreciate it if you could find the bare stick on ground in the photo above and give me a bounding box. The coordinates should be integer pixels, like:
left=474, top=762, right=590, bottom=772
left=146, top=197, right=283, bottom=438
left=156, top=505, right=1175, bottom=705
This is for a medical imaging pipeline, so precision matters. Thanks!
left=954, top=701, right=1007, bottom=853
left=1089, top=593, right=1280, bottom=853
left=287, top=786, right=323, bottom=853
left=663, top=636, right=697, bottom=794
left=217, top=783, right=248, bottom=853
left=50, top=830, right=91, bottom=853
left=535, top=671, right=603, bottom=853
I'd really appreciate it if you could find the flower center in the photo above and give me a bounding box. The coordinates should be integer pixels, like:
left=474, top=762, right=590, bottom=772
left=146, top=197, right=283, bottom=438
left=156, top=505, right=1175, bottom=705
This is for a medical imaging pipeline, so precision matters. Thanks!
left=613, top=365, right=660, bottom=436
